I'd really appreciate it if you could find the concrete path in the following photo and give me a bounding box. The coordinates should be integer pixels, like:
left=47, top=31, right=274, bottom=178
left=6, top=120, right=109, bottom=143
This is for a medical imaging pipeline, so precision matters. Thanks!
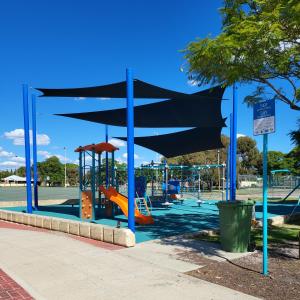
left=121, top=235, right=252, bottom=272
left=0, top=227, right=260, bottom=300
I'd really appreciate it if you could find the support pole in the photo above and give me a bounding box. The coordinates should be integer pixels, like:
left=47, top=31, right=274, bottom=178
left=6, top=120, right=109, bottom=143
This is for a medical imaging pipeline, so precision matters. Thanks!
left=105, top=125, right=109, bottom=187
left=31, top=94, right=38, bottom=209
left=198, top=168, right=201, bottom=200
left=22, top=84, right=33, bottom=213
left=230, top=84, right=237, bottom=201
left=79, top=151, right=83, bottom=218
left=164, top=160, right=168, bottom=202
left=262, top=133, right=268, bottom=275
left=98, top=153, right=101, bottom=206
left=111, top=151, right=115, bottom=187
left=91, top=149, right=96, bottom=220
left=226, top=136, right=230, bottom=201
left=126, top=68, right=135, bottom=233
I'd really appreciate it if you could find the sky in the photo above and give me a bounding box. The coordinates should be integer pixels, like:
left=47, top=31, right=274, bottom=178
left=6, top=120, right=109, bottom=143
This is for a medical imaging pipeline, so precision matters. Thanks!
left=0, top=0, right=299, bottom=170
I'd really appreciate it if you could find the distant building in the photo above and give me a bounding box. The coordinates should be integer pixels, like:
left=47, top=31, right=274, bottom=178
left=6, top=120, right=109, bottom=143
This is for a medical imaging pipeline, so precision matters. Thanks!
left=1, top=175, right=33, bottom=186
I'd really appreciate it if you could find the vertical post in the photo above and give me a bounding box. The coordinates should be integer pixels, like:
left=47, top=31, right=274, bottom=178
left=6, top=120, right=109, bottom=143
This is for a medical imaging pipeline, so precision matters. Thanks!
left=79, top=151, right=83, bottom=218
left=31, top=94, right=38, bottom=209
left=226, top=141, right=230, bottom=201
left=126, top=68, right=135, bottom=233
left=23, top=84, right=33, bottom=213
left=217, top=149, right=220, bottom=191
left=262, top=133, right=268, bottom=275
left=105, top=125, right=109, bottom=187
left=164, top=160, right=168, bottom=202
left=98, top=153, right=101, bottom=206
left=91, top=149, right=96, bottom=220
left=198, top=168, right=201, bottom=200
left=64, top=147, right=67, bottom=187
left=230, top=84, right=237, bottom=201
left=111, top=151, right=115, bottom=187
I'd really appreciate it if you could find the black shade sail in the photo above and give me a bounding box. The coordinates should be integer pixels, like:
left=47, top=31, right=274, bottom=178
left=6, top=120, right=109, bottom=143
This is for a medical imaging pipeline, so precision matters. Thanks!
left=116, top=127, right=224, bottom=158
left=56, top=86, right=226, bottom=128
left=36, top=79, right=185, bottom=99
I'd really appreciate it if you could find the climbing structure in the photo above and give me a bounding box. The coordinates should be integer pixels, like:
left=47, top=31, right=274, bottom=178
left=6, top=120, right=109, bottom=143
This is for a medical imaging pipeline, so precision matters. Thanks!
left=75, top=142, right=118, bottom=220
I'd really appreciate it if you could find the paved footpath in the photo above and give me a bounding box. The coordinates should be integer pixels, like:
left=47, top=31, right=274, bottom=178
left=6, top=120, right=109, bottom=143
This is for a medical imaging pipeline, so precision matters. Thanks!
left=0, top=221, right=260, bottom=300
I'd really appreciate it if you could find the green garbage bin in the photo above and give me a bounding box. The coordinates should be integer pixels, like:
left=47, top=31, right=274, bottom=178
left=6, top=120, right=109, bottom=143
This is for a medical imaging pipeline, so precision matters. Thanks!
left=217, top=200, right=254, bottom=253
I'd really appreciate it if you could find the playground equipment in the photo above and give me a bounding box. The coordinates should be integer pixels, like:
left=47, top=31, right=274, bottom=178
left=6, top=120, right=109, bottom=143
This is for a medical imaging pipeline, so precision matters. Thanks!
left=140, top=161, right=226, bottom=201
left=75, top=142, right=118, bottom=220
left=100, top=186, right=154, bottom=224
left=75, top=141, right=154, bottom=225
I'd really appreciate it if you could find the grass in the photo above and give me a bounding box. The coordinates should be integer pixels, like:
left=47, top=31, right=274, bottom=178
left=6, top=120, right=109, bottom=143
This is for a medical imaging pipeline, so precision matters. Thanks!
left=251, top=224, right=300, bottom=248
left=192, top=223, right=300, bottom=248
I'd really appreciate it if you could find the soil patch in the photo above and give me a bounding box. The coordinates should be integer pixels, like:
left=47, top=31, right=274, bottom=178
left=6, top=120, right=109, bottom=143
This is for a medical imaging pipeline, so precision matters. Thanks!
left=186, top=247, right=300, bottom=300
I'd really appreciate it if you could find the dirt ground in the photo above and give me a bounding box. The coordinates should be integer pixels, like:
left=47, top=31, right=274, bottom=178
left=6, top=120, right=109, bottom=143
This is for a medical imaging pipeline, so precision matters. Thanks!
left=184, top=244, right=300, bottom=300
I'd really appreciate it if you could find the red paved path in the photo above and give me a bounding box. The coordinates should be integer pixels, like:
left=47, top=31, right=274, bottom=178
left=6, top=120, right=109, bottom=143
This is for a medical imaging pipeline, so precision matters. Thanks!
left=0, top=269, right=33, bottom=300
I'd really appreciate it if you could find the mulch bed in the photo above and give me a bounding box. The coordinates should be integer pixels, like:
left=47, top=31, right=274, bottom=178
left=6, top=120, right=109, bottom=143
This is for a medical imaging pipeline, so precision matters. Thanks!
left=184, top=244, right=300, bottom=300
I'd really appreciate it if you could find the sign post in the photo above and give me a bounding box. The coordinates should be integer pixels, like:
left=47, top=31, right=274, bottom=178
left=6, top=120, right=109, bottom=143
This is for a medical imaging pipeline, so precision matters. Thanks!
left=253, top=99, right=275, bottom=276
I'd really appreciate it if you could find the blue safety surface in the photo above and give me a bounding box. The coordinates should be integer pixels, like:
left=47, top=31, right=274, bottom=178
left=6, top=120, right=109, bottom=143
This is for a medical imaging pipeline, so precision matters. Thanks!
left=4, top=200, right=300, bottom=243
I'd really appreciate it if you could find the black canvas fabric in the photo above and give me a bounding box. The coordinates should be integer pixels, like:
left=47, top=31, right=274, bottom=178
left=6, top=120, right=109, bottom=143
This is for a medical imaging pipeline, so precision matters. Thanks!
left=116, top=127, right=224, bottom=158
left=56, top=86, right=226, bottom=128
left=36, top=79, right=185, bottom=99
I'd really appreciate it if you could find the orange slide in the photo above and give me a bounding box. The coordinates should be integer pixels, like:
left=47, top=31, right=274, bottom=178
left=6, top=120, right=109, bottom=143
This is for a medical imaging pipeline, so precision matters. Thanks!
left=99, top=186, right=154, bottom=225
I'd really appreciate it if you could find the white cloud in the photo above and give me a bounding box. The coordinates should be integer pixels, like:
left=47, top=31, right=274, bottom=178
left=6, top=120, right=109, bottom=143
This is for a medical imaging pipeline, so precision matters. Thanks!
left=237, top=133, right=246, bottom=138
left=187, top=79, right=198, bottom=87
left=108, top=138, right=125, bottom=148
left=0, top=148, right=14, bottom=157
left=96, top=97, right=111, bottom=100
left=142, top=161, right=150, bottom=165
left=0, top=161, right=23, bottom=168
left=122, top=153, right=140, bottom=160
left=37, top=150, right=51, bottom=158
left=11, top=156, right=25, bottom=163
left=115, top=157, right=127, bottom=164
left=4, top=129, right=50, bottom=146
left=38, top=150, right=71, bottom=163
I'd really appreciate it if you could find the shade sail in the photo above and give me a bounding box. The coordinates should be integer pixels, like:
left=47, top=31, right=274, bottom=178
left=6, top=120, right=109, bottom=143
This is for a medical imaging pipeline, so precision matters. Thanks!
left=36, top=79, right=185, bottom=99
left=116, top=127, right=224, bottom=158
left=57, top=86, right=226, bottom=128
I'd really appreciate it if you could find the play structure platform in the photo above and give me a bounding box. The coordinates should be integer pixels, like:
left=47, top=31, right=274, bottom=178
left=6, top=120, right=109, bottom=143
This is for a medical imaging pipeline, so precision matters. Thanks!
left=100, top=186, right=154, bottom=225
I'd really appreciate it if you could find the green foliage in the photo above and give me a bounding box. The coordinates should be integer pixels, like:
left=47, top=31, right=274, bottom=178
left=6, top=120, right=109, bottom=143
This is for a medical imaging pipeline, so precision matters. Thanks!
left=237, top=136, right=261, bottom=174
left=38, top=156, right=64, bottom=186
left=289, top=118, right=300, bottom=147
left=184, top=0, right=300, bottom=110
left=66, top=163, right=79, bottom=186
left=0, top=170, right=13, bottom=180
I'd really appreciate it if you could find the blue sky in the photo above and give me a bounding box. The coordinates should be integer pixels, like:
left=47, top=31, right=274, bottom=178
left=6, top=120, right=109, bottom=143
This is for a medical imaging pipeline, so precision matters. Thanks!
left=0, top=0, right=299, bottom=170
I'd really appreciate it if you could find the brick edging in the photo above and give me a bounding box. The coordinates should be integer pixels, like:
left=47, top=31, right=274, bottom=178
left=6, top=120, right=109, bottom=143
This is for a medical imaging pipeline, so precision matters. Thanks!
left=0, top=210, right=135, bottom=247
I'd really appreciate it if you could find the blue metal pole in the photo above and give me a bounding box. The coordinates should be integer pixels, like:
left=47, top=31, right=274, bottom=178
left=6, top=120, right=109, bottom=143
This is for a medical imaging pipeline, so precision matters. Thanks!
left=262, top=133, right=268, bottom=275
left=126, top=68, right=135, bottom=233
left=91, top=149, right=96, bottom=220
left=230, top=84, right=237, bottom=201
left=31, top=94, right=38, bottom=209
left=105, top=125, right=109, bottom=187
left=226, top=143, right=230, bottom=202
left=79, top=151, right=83, bottom=219
left=22, top=84, right=33, bottom=213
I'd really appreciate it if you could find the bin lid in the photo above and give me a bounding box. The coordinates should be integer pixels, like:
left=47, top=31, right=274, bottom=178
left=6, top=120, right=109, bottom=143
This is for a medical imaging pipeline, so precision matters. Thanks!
left=217, top=200, right=255, bottom=208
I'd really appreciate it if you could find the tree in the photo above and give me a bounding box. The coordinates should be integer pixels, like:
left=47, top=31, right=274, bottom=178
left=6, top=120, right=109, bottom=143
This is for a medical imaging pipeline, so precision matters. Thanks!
left=66, top=163, right=79, bottom=186
left=38, top=156, right=64, bottom=186
left=237, top=136, right=260, bottom=174
left=16, top=166, right=26, bottom=177
left=184, top=0, right=300, bottom=110
left=289, top=118, right=300, bottom=147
